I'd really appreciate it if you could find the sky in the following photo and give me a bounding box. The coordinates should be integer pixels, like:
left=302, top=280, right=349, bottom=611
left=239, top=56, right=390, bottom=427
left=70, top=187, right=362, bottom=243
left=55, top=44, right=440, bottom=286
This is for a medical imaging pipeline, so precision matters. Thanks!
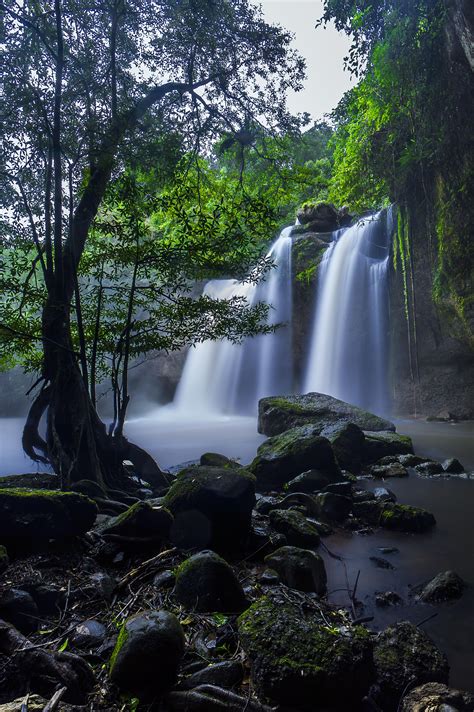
left=254, top=0, right=355, bottom=122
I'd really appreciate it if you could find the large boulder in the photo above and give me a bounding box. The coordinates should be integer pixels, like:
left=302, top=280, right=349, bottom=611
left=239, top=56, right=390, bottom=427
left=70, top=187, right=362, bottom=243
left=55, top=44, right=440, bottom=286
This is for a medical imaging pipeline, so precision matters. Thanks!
left=269, top=509, right=320, bottom=548
left=258, top=392, right=394, bottom=437
left=400, top=682, right=474, bottom=711
left=250, top=425, right=340, bottom=492
left=286, top=469, right=333, bottom=494
left=109, top=610, right=185, bottom=698
left=363, top=431, right=414, bottom=464
left=418, top=570, right=465, bottom=603
left=163, top=466, right=255, bottom=553
left=380, top=503, right=436, bottom=533
left=174, top=550, right=248, bottom=613
left=264, top=546, right=327, bottom=594
left=0, top=488, right=97, bottom=540
left=238, top=597, right=374, bottom=708
left=0, top=588, right=39, bottom=634
left=372, top=621, right=449, bottom=712
left=314, top=492, right=352, bottom=522
left=321, top=422, right=367, bottom=473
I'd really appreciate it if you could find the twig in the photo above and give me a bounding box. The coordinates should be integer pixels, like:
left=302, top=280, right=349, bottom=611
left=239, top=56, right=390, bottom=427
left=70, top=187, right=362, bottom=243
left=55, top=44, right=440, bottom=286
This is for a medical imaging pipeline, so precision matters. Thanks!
left=116, top=547, right=176, bottom=591
left=416, top=611, right=438, bottom=628
left=43, top=686, right=67, bottom=711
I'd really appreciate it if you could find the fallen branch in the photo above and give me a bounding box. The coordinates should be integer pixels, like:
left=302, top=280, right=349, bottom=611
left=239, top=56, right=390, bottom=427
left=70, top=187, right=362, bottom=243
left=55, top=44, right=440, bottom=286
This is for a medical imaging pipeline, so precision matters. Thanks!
left=116, top=547, right=176, bottom=591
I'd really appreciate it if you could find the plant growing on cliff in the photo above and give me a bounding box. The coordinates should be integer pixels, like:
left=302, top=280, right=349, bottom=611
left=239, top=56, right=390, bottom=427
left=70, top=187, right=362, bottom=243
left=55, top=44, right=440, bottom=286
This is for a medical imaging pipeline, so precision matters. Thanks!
left=0, top=0, right=305, bottom=489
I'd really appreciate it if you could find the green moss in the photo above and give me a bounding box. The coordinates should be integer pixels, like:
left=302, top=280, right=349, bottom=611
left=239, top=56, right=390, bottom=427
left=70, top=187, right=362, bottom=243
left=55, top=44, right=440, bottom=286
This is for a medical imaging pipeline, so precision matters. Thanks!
left=109, top=623, right=129, bottom=674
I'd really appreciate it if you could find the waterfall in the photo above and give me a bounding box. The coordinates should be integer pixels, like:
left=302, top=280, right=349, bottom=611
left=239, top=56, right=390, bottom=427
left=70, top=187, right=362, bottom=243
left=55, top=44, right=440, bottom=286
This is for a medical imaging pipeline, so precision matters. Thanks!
left=303, top=209, right=392, bottom=415
left=173, top=226, right=293, bottom=416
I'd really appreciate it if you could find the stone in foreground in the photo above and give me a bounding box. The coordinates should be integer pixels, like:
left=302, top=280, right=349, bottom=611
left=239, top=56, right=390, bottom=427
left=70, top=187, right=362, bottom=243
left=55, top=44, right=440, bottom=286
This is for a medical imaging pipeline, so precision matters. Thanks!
left=250, top=425, right=340, bottom=491
left=269, top=509, right=320, bottom=548
left=372, top=621, right=449, bottom=712
left=258, top=392, right=395, bottom=437
left=264, top=546, right=327, bottom=594
left=238, top=597, right=373, bottom=708
left=400, top=682, right=474, bottom=711
left=0, top=488, right=97, bottom=540
left=174, top=550, right=248, bottom=613
left=163, top=466, right=255, bottom=553
left=109, top=610, right=184, bottom=698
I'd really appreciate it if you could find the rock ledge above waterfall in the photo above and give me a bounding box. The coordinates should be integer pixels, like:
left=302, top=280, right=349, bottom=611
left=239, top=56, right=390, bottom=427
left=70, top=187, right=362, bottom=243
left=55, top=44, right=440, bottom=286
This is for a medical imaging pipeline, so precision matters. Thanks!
left=258, top=392, right=395, bottom=437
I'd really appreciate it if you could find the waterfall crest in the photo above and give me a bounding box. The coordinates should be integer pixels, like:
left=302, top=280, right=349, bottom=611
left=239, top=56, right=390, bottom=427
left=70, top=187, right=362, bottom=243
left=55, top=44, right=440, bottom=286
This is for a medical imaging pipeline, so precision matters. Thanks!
left=303, top=209, right=392, bottom=415
left=173, top=226, right=293, bottom=416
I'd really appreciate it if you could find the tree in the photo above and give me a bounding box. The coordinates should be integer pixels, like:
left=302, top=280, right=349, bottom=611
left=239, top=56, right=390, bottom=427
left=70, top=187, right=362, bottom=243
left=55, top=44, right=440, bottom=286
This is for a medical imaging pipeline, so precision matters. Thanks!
left=0, top=0, right=305, bottom=489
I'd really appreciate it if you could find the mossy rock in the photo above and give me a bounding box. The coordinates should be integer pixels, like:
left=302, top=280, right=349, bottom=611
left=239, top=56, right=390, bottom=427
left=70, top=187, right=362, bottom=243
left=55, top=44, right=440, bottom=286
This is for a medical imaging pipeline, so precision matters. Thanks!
left=199, top=452, right=241, bottom=468
left=418, top=570, right=465, bottom=603
left=321, top=422, right=367, bottom=474
left=109, top=610, right=185, bottom=698
left=258, top=392, right=395, bottom=438
left=98, top=500, right=173, bottom=541
left=250, top=425, right=340, bottom=492
left=269, top=509, right=320, bottom=548
left=264, top=546, right=327, bottom=594
left=238, top=597, right=374, bottom=708
left=174, top=550, right=248, bottom=613
left=314, top=492, right=352, bottom=522
left=372, top=621, right=449, bottom=712
left=163, top=466, right=255, bottom=554
left=380, top=503, right=436, bottom=533
left=286, top=469, right=333, bottom=494
left=0, top=488, right=97, bottom=540
left=363, top=431, right=414, bottom=464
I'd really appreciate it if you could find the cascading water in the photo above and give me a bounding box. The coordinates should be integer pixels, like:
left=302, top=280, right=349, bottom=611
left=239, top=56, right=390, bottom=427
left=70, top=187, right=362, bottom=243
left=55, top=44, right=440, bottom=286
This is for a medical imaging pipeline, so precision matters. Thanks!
left=303, top=209, right=393, bottom=415
left=172, top=226, right=293, bottom=416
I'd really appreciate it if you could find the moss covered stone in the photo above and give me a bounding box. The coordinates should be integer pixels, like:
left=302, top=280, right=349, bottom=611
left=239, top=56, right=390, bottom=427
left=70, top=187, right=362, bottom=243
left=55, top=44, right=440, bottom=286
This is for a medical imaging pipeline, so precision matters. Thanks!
left=269, top=509, right=320, bottom=548
left=199, top=452, right=241, bottom=468
left=163, top=466, right=255, bottom=553
left=250, top=425, right=340, bottom=492
left=109, top=610, right=185, bottom=698
left=264, top=546, right=327, bottom=594
left=372, top=621, right=449, bottom=712
left=0, top=488, right=97, bottom=540
left=363, top=430, right=414, bottom=464
left=174, top=550, right=248, bottom=612
left=238, top=597, right=374, bottom=708
left=258, top=392, right=395, bottom=438
left=99, top=500, right=173, bottom=541
left=380, top=503, right=436, bottom=533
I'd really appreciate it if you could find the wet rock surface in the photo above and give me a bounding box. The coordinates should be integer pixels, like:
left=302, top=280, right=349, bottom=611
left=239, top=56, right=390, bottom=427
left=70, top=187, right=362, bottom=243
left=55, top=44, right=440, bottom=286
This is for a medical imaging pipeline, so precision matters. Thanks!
left=264, top=546, right=327, bottom=594
left=417, top=570, right=465, bottom=603
left=400, top=682, right=474, bottom=711
left=174, top=550, right=248, bottom=613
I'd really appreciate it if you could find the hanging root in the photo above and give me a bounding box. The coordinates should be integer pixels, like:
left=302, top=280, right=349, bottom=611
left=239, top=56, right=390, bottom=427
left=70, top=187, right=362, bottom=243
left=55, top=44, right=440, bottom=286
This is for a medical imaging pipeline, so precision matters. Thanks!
left=22, top=385, right=51, bottom=463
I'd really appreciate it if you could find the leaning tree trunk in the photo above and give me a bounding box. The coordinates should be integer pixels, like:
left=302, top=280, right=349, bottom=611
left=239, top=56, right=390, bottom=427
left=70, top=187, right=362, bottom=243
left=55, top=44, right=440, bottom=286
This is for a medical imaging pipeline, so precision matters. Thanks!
left=23, top=296, right=165, bottom=491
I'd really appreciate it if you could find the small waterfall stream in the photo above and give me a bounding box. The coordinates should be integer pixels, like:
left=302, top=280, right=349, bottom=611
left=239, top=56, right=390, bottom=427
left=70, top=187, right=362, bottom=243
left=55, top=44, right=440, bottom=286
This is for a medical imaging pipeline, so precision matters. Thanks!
left=173, top=226, right=293, bottom=416
left=303, top=209, right=393, bottom=414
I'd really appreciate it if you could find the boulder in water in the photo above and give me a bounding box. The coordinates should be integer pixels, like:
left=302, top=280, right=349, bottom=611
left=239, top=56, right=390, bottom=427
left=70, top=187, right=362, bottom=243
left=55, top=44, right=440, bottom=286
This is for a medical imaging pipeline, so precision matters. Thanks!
left=369, top=462, right=409, bottom=478
left=286, top=469, right=333, bottom=493
left=0, top=488, right=97, bottom=540
left=442, top=457, right=465, bottom=474
left=269, top=509, right=320, bottom=547
left=199, top=452, right=241, bottom=468
left=163, top=465, right=255, bottom=554
left=250, top=424, right=340, bottom=491
left=174, top=550, right=248, bottom=613
left=314, top=491, right=352, bottom=522
left=109, top=610, right=185, bottom=698
left=415, top=461, right=445, bottom=477
left=258, top=392, right=395, bottom=437
left=400, top=682, right=474, bottom=711
left=380, top=503, right=436, bottom=533
left=371, top=621, right=449, bottom=712
left=363, top=430, right=414, bottom=463
left=418, top=570, right=465, bottom=603
left=238, top=597, right=373, bottom=708
left=264, top=546, right=327, bottom=594
left=321, top=422, right=367, bottom=473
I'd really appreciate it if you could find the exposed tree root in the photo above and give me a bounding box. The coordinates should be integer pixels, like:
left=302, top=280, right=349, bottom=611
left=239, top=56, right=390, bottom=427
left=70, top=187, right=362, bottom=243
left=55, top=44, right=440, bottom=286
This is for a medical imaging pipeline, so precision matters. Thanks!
left=166, top=684, right=275, bottom=711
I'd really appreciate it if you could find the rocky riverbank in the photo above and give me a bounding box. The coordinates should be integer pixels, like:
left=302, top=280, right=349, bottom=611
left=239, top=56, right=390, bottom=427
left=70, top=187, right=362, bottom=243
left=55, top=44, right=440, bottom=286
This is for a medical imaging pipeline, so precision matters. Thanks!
left=0, top=393, right=472, bottom=711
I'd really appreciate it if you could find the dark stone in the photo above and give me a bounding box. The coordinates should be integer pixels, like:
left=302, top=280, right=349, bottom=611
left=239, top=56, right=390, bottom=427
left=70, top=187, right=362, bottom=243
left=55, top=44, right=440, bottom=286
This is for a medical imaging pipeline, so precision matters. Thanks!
left=399, top=454, right=429, bottom=467
left=163, top=466, right=255, bottom=554
left=372, top=621, right=449, bottom=712
left=442, top=457, right=465, bottom=474
left=200, top=452, right=241, bottom=468
left=0, top=588, right=39, bottom=634
left=352, top=500, right=383, bottom=525
left=375, top=591, right=403, bottom=607
left=88, top=572, right=116, bottom=602
left=180, top=661, right=244, bottom=691
left=269, top=509, right=320, bottom=548
left=255, top=496, right=280, bottom=515
left=363, top=431, right=414, bottom=464
left=323, top=481, right=353, bottom=497
left=98, top=501, right=173, bottom=542
left=353, top=489, right=376, bottom=503
left=258, top=392, right=394, bottom=437
left=373, top=487, right=397, bottom=502
left=380, top=503, right=436, bottom=533
left=238, top=597, right=374, bottom=708
left=153, top=570, right=175, bottom=589
left=250, top=425, right=340, bottom=492
left=72, top=619, right=107, bottom=648
left=286, top=470, right=332, bottom=494
left=369, top=463, right=409, bottom=479
left=0, top=489, right=97, bottom=540
left=370, top=556, right=395, bottom=570
left=418, top=570, right=465, bottom=603
left=400, top=682, right=474, bottom=712
left=174, top=550, right=248, bottom=613
left=0, top=545, right=9, bottom=572
left=321, top=422, right=367, bottom=473
left=415, top=461, right=445, bottom=476
left=109, top=610, right=185, bottom=698
left=265, top=546, right=327, bottom=594
left=21, top=583, right=63, bottom=615
left=314, top=492, right=352, bottom=522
